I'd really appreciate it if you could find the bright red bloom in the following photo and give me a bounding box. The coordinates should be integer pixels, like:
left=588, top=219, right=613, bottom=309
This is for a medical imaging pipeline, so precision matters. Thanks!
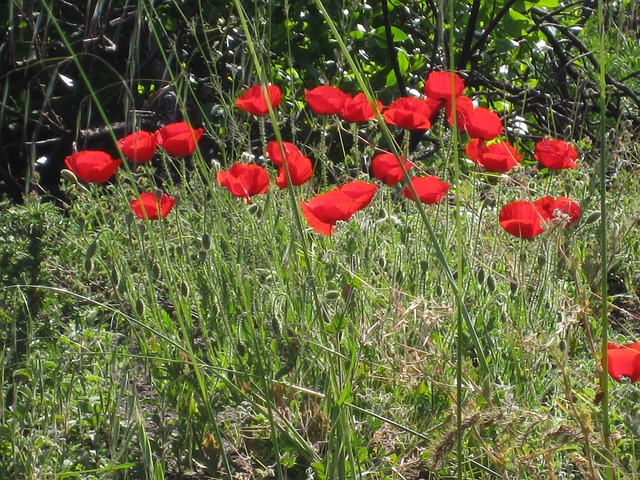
left=534, top=138, right=579, bottom=170
left=499, top=201, right=544, bottom=238
left=533, top=196, right=555, bottom=222
left=340, top=93, right=383, bottom=123
left=155, top=122, right=203, bottom=157
left=464, top=108, right=503, bottom=140
left=236, top=85, right=282, bottom=116
left=265, top=141, right=314, bottom=188
left=445, top=95, right=474, bottom=130
left=64, top=150, right=121, bottom=183
left=216, top=163, right=270, bottom=202
left=534, top=196, right=581, bottom=227
left=607, top=342, right=640, bottom=382
left=371, top=153, right=412, bottom=186
left=305, top=86, right=349, bottom=115
left=335, top=180, right=377, bottom=210
left=424, top=71, right=465, bottom=101
left=275, top=156, right=313, bottom=188
left=401, top=176, right=450, bottom=204
left=118, top=131, right=157, bottom=163
left=130, top=192, right=175, bottom=220
left=383, top=97, right=433, bottom=131
left=300, top=181, right=377, bottom=235
left=552, top=197, right=581, bottom=226
left=265, top=141, right=301, bottom=168
left=466, top=139, right=522, bottom=172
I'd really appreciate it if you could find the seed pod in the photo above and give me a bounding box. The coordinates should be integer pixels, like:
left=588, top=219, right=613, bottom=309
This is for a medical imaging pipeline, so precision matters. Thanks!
left=476, top=268, right=485, bottom=284
left=124, top=212, right=134, bottom=227
left=420, top=260, right=429, bottom=273
left=486, top=275, right=496, bottom=293
left=201, top=233, right=212, bottom=250
left=83, top=257, right=92, bottom=273
left=585, top=211, right=601, bottom=224
left=151, top=263, right=161, bottom=280
left=180, top=282, right=189, bottom=297
left=134, top=299, right=145, bottom=316
left=325, top=290, right=340, bottom=300
left=60, top=169, right=78, bottom=183
left=85, top=241, right=98, bottom=261
left=248, top=204, right=259, bottom=215
left=154, top=188, right=164, bottom=201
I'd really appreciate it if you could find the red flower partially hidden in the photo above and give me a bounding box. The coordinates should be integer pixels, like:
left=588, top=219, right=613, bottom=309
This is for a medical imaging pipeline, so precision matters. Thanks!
left=130, top=192, right=175, bottom=220
left=216, top=163, right=270, bottom=202
left=534, top=196, right=581, bottom=227
left=466, top=139, right=522, bottom=173
left=118, top=131, right=157, bottom=163
left=300, top=181, right=377, bottom=235
left=383, top=97, right=433, bottom=131
left=371, top=153, right=412, bottom=186
left=155, top=122, right=203, bottom=157
left=464, top=108, right=503, bottom=141
left=266, top=141, right=301, bottom=168
left=424, top=71, right=465, bottom=101
left=265, top=141, right=314, bottom=188
left=534, top=139, right=578, bottom=170
left=64, top=150, right=121, bottom=183
left=499, top=201, right=544, bottom=238
left=607, top=342, right=640, bottom=383
left=236, top=85, right=283, bottom=116
left=401, top=176, right=450, bottom=204
left=340, top=93, right=382, bottom=123
left=445, top=95, right=474, bottom=130
left=305, top=86, right=349, bottom=115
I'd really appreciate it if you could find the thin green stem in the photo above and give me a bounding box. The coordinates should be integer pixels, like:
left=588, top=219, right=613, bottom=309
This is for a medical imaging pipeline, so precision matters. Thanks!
left=597, top=2, right=613, bottom=479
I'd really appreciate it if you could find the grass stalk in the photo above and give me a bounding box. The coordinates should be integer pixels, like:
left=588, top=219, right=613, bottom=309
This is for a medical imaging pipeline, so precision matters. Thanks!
left=596, top=2, right=613, bottom=478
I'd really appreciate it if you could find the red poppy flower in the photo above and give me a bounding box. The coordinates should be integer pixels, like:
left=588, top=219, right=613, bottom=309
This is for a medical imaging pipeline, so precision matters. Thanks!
left=445, top=95, right=474, bottom=130
left=118, top=131, right=157, bottom=163
left=466, top=139, right=522, bottom=172
left=371, top=153, right=412, bottom=186
left=424, top=71, right=465, bottom=101
left=265, top=141, right=314, bottom=188
left=305, top=85, right=349, bottom=115
left=607, top=342, right=640, bottom=382
left=130, top=192, right=175, bottom=220
left=300, top=181, right=377, bottom=235
left=236, top=85, right=283, bottom=116
left=336, top=180, right=377, bottom=210
left=340, top=93, right=383, bottom=123
left=534, top=196, right=581, bottom=227
left=499, top=201, right=544, bottom=238
left=265, top=141, right=302, bottom=168
left=216, top=163, right=270, bottom=202
left=464, top=108, right=503, bottom=140
left=401, top=176, right=450, bottom=204
left=64, top=150, right=121, bottom=183
left=155, top=122, right=203, bottom=157
left=534, top=139, right=578, bottom=170
left=533, top=196, right=555, bottom=222
left=383, top=97, right=433, bottom=130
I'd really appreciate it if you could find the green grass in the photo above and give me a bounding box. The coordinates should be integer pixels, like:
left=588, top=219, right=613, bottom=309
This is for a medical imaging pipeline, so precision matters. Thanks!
left=2, top=1, right=640, bottom=479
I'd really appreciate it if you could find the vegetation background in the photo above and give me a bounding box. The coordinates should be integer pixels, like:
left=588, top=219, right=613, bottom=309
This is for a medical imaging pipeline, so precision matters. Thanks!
left=1, top=0, right=640, bottom=478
